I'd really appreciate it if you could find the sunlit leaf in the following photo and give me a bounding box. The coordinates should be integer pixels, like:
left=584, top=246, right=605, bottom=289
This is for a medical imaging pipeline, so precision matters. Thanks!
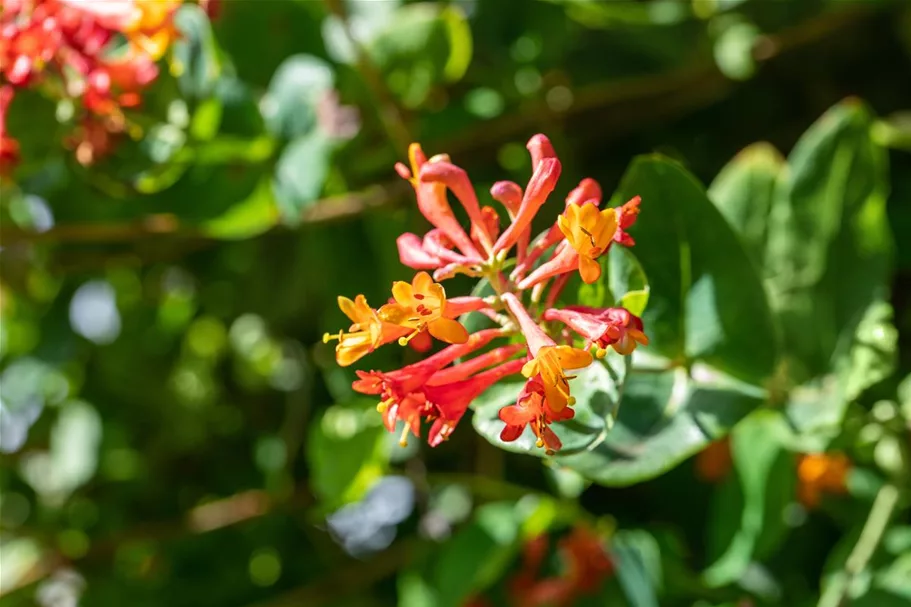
left=765, top=100, right=892, bottom=382
left=612, top=155, right=779, bottom=387
left=708, top=142, right=785, bottom=269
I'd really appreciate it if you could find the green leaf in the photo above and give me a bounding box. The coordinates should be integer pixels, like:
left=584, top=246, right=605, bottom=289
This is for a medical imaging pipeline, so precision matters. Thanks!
left=612, top=529, right=662, bottom=607
left=785, top=299, right=897, bottom=435
left=703, top=410, right=794, bottom=587
left=306, top=399, right=388, bottom=508
left=261, top=54, right=335, bottom=140
left=171, top=5, right=222, bottom=99
left=708, top=142, right=785, bottom=269
left=712, top=18, right=761, bottom=81
left=556, top=365, right=765, bottom=486
left=366, top=4, right=474, bottom=108
left=472, top=352, right=629, bottom=456
left=608, top=245, right=650, bottom=317
left=397, top=501, right=526, bottom=607
left=765, top=100, right=892, bottom=381
left=272, top=132, right=333, bottom=223
left=612, top=155, right=779, bottom=386
left=433, top=502, right=523, bottom=607
left=475, top=353, right=766, bottom=486
left=201, top=177, right=279, bottom=240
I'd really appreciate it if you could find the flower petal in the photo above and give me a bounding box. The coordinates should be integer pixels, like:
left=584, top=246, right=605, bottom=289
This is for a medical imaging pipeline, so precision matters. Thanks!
left=555, top=346, right=593, bottom=370
left=428, top=317, right=469, bottom=344
left=579, top=255, right=602, bottom=284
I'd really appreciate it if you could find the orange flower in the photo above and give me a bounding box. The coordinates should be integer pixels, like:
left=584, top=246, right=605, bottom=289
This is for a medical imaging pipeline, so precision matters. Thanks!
left=797, top=452, right=851, bottom=508
left=557, top=202, right=618, bottom=284
left=521, top=346, right=592, bottom=413
left=694, top=437, right=733, bottom=483
left=323, top=295, right=408, bottom=367
left=378, top=272, right=469, bottom=346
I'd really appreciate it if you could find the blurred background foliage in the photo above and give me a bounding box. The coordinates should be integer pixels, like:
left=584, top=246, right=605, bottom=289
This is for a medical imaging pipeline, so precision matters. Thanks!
left=1, top=0, right=911, bottom=606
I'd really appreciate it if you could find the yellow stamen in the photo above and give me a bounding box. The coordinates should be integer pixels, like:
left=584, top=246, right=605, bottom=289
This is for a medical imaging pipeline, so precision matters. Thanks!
left=399, top=424, right=411, bottom=448
left=377, top=398, right=394, bottom=414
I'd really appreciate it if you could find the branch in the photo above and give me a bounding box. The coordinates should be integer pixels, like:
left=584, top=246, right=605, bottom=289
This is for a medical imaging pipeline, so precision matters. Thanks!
left=0, top=180, right=410, bottom=246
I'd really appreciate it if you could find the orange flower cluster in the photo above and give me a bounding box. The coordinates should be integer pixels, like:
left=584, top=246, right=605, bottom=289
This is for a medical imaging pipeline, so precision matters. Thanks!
left=797, top=452, right=850, bottom=508
left=325, top=135, right=647, bottom=452
left=0, top=0, right=181, bottom=171
left=465, top=526, right=614, bottom=607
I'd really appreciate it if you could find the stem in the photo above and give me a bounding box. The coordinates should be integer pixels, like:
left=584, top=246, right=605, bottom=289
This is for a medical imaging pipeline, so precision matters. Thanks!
left=817, top=483, right=901, bottom=607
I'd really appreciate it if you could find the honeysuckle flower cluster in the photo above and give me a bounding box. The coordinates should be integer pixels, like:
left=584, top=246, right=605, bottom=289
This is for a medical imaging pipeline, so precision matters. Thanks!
left=0, top=0, right=183, bottom=172
left=325, top=134, right=647, bottom=453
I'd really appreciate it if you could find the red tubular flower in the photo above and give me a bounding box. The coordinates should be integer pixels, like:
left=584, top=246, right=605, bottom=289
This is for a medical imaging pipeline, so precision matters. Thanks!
left=395, top=144, right=482, bottom=261
left=512, top=178, right=603, bottom=281
left=490, top=180, right=523, bottom=217
left=419, top=161, right=496, bottom=255
left=353, top=328, right=504, bottom=408
left=471, top=206, right=500, bottom=253
left=498, top=378, right=573, bottom=452
left=614, top=195, right=642, bottom=246
left=425, top=358, right=525, bottom=446
left=544, top=305, right=649, bottom=356
left=0, top=85, right=19, bottom=176
left=493, top=137, right=561, bottom=256
left=516, top=241, right=577, bottom=290
left=426, top=343, right=525, bottom=386
left=396, top=232, right=445, bottom=270
left=502, top=293, right=592, bottom=414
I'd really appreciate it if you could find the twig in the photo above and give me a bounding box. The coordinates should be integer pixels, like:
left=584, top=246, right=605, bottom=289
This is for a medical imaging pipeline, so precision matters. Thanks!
left=0, top=180, right=410, bottom=246
left=817, top=483, right=901, bottom=607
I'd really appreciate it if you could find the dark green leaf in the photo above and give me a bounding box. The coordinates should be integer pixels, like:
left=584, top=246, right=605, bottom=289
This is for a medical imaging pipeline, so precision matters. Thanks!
left=556, top=366, right=765, bottom=486
left=703, top=410, right=794, bottom=587
left=612, top=155, right=779, bottom=386
left=612, top=529, right=662, bottom=607
left=708, top=142, right=785, bottom=269
left=765, top=100, right=892, bottom=381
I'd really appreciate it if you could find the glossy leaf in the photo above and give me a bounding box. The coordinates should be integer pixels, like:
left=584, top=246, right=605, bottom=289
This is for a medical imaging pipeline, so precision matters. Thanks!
left=472, top=352, right=629, bottom=457
left=708, top=142, right=785, bottom=269
left=557, top=365, right=765, bottom=486
left=765, top=100, right=892, bottom=381
left=612, top=155, right=779, bottom=386
left=612, top=529, right=662, bottom=607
